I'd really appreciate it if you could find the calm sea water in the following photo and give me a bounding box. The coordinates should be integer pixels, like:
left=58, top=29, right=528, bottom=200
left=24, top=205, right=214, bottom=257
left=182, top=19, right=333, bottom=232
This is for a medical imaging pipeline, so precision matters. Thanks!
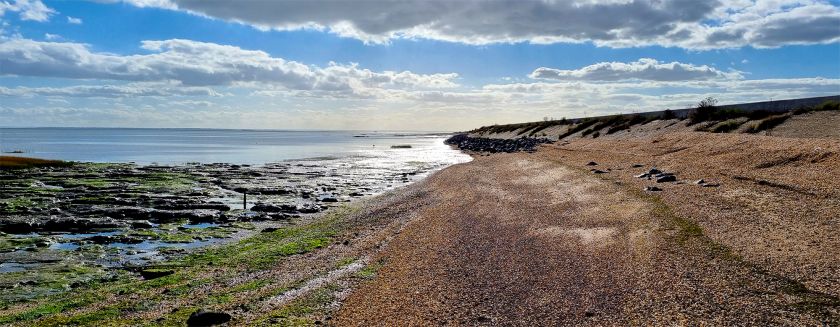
left=0, top=128, right=469, bottom=166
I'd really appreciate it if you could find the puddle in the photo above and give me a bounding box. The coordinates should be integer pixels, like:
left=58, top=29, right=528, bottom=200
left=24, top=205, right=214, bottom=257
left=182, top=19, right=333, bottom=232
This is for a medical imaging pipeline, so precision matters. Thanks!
left=182, top=222, right=217, bottom=229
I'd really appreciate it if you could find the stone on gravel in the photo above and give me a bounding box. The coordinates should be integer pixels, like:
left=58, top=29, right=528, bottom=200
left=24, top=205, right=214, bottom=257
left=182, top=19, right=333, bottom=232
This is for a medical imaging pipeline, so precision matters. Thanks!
left=647, top=168, right=662, bottom=175
left=655, top=175, right=677, bottom=183
left=187, top=310, right=231, bottom=326
left=586, top=161, right=598, bottom=166
left=631, top=164, right=645, bottom=168
left=644, top=186, right=663, bottom=192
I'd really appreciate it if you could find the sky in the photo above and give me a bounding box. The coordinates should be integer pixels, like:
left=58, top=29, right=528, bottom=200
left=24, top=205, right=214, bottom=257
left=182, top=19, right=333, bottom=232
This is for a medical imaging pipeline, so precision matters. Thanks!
left=0, top=0, right=839, bottom=131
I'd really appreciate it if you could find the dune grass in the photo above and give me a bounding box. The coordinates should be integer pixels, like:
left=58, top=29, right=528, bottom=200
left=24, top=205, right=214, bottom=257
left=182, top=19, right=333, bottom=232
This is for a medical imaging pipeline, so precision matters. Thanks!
left=744, top=114, right=792, bottom=134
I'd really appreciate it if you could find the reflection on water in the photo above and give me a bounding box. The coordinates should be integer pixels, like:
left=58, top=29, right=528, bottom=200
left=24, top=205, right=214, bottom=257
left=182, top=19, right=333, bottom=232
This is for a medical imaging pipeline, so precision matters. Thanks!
left=0, top=128, right=462, bottom=166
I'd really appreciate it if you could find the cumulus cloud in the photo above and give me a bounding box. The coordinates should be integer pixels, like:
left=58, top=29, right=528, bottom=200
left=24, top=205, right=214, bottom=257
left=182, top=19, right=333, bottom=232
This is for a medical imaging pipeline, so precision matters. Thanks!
left=0, top=0, right=55, bottom=22
left=0, top=38, right=459, bottom=93
left=114, top=0, right=840, bottom=49
left=529, top=58, right=743, bottom=81
left=66, top=16, right=82, bottom=24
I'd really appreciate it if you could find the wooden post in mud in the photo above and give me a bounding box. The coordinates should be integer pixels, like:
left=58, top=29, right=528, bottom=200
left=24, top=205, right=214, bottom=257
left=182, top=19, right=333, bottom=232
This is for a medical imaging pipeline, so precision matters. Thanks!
left=243, top=192, right=247, bottom=210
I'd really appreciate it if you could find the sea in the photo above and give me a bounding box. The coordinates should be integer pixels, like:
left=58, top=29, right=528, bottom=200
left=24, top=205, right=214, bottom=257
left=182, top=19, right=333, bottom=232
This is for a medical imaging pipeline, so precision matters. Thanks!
left=0, top=127, right=471, bottom=168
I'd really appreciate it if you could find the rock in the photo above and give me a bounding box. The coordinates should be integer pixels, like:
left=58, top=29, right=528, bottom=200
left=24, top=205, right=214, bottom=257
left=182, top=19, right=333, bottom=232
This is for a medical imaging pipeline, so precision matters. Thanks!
left=0, top=221, right=36, bottom=234
left=635, top=173, right=650, bottom=179
left=702, top=183, right=720, bottom=187
left=444, top=134, right=553, bottom=153
left=695, top=179, right=706, bottom=185
left=631, top=164, right=645, bottom=168
left=296, top=203, right=323, bottom=213
left=319, top=197, right=338, bottom=203
left=250, top=203, right=283, bottom=213
left=131, top=220, right=155, bottom=229
left=647, top=168, right=662, bottom=175
left=655, top=175, right=677, bottom=183
left=260, top=227, right=280, bottom=233
left=591, top=169, right=608, bottom=174
left=187, top=310, right=231, bottom=326
left=140, top=268, right=174, bottom=280
left=644, top=186, right=663, bottom=192
left=586, top=161, right=598, bottom=166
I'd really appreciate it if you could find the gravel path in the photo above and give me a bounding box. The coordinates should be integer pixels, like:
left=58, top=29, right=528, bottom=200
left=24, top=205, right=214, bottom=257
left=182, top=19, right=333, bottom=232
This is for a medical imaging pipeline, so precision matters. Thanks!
left=335, top=150, right=838, bottom=325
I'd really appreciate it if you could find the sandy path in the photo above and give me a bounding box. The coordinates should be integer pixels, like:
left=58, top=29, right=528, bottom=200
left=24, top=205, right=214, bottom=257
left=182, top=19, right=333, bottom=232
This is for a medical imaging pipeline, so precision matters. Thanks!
left=335, top=152, right=838, bottom=325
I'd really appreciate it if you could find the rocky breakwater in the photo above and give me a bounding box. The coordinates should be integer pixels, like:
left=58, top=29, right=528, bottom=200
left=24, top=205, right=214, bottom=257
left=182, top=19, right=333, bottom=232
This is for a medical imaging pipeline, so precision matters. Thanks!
left=445, top=134, right=553, bottom=153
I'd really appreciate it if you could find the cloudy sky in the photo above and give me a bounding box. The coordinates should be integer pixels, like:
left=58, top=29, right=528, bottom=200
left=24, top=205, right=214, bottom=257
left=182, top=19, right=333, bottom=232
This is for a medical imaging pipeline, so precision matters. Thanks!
left=1, top=0, right=839, bottom=131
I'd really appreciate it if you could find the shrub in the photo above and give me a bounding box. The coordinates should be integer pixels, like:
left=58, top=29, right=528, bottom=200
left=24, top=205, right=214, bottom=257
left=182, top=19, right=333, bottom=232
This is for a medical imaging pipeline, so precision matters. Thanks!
left=661, top=109, right=676, bottom=120
left=591, top=131, right=600, bottom=138
left=744, top=114, right=791, bottom=134
left=793, top=100, right=840, bottom=115
left=688, top=97, right=719, bottom=125
left=558, top=119, right=599, bottom=139
left=711, top=119, right=746, bottom=133
left=607, top=114, right=646, bottom=134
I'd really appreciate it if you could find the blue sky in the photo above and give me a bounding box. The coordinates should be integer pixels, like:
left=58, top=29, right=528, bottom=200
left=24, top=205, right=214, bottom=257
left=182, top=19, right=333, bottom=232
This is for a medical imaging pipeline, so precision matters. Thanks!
left=1, top=0, right=839, bottom=130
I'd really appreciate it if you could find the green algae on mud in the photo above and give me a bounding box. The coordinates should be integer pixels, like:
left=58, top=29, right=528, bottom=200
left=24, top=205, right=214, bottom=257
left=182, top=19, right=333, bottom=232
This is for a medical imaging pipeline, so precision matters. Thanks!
left=0, top=205, right=360, bottom=326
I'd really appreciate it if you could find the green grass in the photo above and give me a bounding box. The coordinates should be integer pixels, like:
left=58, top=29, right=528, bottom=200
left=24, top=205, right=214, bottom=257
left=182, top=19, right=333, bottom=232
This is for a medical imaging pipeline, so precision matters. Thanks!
left=256, top=283, right=341, bottom=326
left=355, top=261, right=384, bottom=279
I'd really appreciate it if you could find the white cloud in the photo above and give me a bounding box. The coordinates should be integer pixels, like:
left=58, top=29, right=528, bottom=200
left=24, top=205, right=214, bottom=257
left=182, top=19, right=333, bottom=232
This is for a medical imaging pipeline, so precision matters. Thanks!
left=0, top=38, right=459, bottom=94
left=0, top=0, right=55, bottom=22
left=43, top=32, right=60, bottom=40
left=529, top=58, right=743, bottom=81
left=0, top=83, right=222, bottom=98
left=66, top=16, right=82, bottom=24
left=113, top=0, right=840, bottom=49
left=0, top=37, right=836, bottom=130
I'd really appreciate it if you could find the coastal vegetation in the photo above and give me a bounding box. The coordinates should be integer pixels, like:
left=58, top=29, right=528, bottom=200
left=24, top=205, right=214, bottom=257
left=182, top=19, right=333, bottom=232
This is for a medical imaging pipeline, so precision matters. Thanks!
left=0, top=156, right=72, bottom=170
left=470, top=97, right=840, bottom=140
left=0, top=205, right=358, bottom=325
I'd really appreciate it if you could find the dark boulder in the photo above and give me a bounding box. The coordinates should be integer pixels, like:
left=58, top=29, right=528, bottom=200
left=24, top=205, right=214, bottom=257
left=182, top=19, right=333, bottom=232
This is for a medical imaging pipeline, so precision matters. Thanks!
left=187, top=310, right=231, bottom=326
left=655, top=175, right=677, bottom=183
